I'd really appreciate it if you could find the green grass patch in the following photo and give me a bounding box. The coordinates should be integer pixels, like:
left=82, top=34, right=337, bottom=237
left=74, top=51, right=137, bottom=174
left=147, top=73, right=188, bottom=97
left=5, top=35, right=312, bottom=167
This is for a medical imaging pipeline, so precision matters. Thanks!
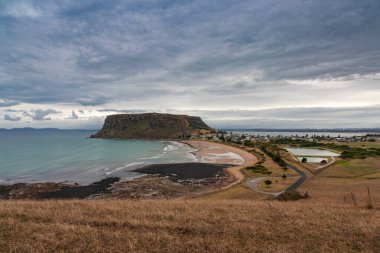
left=328, top=159, right=380, bottom=178
left=245, top=165, right=272, bottom=175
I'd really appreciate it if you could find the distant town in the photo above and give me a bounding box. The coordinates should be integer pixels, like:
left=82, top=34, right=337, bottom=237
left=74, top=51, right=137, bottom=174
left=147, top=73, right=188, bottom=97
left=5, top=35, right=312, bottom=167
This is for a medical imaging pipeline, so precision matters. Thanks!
left=196, top=131, right=380, bottom=144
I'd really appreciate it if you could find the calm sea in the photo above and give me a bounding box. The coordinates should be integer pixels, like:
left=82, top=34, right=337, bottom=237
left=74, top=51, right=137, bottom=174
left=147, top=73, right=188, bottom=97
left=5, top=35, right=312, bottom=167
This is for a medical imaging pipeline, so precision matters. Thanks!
left=0, top=130, right=196, bottom=185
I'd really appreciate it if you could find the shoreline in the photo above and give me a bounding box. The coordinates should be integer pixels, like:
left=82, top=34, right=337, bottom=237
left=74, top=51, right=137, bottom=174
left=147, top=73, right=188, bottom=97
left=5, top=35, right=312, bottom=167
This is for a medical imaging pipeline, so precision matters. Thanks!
left=0, top=140, right=257, bottom=200
left=182, top=140, right=257, bottom=186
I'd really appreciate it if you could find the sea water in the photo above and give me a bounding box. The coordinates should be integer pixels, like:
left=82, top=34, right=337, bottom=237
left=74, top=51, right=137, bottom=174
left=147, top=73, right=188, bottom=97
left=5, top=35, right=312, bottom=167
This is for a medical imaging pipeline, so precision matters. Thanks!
left=0, top=130, right=197, bottom=185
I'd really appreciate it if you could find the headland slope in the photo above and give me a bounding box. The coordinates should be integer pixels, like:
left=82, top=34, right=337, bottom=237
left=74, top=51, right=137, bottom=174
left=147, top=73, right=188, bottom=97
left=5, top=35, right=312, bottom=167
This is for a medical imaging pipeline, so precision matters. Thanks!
left=91, top=113, right=214, bottom=139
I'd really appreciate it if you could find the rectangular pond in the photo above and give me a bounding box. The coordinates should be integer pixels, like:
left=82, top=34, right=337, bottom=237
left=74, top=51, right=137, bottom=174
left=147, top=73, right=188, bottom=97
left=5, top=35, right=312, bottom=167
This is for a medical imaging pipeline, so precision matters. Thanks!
left=285, top=147, right=340, bottom=157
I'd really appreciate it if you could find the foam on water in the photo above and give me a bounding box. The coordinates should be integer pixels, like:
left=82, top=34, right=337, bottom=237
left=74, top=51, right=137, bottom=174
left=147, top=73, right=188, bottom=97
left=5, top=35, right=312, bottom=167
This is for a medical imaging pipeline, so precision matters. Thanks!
left=163, top=145, right=178, bottom=152
left=139, top=155, right=162, bottom=160
left=103, top=162, right=146, bottom=175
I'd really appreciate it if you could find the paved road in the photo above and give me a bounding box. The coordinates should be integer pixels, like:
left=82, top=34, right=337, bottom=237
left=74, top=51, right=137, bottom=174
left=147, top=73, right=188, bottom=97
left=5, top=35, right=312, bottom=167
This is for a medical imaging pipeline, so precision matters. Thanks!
left=246, top=164, right=307, bottom=196
left=246, top=176, right=290, bottom=196
left=284, top=163, right=307, bottom=192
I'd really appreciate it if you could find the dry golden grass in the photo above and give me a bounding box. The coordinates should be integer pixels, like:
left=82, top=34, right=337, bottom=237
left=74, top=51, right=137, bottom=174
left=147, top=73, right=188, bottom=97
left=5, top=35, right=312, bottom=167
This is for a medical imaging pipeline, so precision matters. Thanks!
left=299, top=177, right=380, bottom=206
left=198, top=184, right=265, bottom=200
left=0, top=199, right=379, bottom=253
left=322, top=158, right=380, bottom=178
left=299, top=157, right=380, bottom=206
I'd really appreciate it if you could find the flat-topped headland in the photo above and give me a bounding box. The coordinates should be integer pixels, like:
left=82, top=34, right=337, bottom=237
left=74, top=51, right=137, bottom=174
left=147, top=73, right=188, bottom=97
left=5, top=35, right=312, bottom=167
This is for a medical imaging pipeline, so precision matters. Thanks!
left=91, top=112, right=215, bottom=139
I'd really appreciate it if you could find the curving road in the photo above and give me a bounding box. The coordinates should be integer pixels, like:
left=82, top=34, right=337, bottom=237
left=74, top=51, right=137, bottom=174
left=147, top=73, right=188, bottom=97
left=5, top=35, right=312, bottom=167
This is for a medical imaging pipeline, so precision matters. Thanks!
left=246, top=163, right=307, bottom=196
left=284, top=163, right=307, bottom=192
left=246, top=176, right=287, bottom=196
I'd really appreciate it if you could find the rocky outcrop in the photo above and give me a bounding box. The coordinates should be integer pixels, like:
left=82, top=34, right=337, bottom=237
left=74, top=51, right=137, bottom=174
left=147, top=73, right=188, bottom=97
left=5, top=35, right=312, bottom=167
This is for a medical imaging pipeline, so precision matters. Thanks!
left=91, top=113, right=214, bottom=139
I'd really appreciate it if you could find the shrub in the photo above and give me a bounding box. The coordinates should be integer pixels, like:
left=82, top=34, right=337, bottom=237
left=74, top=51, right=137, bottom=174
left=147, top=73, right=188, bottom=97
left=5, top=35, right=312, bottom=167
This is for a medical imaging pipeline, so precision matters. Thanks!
left=302, top=157, right=307, bottom=163
left=264, top=179, right=272, bottom=186
left=340, top=151, right=354, bottom=159
left=276, top=191, right=303, bottom=201
left=246, top=165, right=272, bottom=175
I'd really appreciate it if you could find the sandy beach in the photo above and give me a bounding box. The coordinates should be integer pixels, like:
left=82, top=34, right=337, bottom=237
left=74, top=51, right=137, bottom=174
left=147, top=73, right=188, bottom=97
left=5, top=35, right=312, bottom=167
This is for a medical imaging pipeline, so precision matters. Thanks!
left=183, top=140, right=257, bottom=187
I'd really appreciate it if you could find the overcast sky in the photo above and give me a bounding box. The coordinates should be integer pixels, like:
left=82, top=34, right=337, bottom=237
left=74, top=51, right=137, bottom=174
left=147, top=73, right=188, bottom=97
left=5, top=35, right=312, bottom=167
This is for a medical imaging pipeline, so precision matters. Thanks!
left=1, top=0, right=380, bottom=129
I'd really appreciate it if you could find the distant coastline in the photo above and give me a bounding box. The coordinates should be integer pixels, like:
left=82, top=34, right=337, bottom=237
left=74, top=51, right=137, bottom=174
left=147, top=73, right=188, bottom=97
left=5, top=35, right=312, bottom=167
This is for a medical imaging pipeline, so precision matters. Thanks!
left=0, top=127, right=98, bottom=131
left=2, top=127, right=380, bottom=133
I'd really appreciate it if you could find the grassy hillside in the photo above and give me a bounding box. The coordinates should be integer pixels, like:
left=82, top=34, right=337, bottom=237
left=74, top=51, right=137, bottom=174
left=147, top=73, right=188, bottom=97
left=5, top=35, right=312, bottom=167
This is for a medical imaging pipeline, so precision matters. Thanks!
left=298, top=157, right=380, bottom=205
left=0, top=200, right=379, bottom=253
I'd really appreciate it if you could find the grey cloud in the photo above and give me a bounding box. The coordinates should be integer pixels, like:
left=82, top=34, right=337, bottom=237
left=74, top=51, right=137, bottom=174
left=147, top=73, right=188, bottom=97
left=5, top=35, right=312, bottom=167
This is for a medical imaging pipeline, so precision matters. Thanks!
left=4, top=109, right=30, bottom=117
left=1, top=1, right=42, bottom=18
left=4, top=114, right=21, bottom=121
left=0, top=1, right=379, bottom=128
left=97, top=109, right=147, bottom=113
left=29, top=109, right=61, bottom=120
left=178, top=105, right=380, bottom=129
left=66, top=110, right=79, bottom=119
left=76, top=97, right=108, bottom=106
left=0, top=99, right=19, bottom=107
left=4, top=109, right=23, bottom=112
left=1, top=0, right=379, bottom=107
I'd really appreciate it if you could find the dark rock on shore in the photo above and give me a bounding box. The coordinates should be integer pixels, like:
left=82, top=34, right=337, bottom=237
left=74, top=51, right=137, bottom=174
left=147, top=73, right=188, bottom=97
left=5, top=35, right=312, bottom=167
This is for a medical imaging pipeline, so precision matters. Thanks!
left=0, top=182, right=63, bottom=199
left=91, top=113, right=214, bottom=139
left=37, top=177, right=120, bottom=199
left=133, top=163, right=230, bottom=180
left=0, top=177, right=120, bottom=200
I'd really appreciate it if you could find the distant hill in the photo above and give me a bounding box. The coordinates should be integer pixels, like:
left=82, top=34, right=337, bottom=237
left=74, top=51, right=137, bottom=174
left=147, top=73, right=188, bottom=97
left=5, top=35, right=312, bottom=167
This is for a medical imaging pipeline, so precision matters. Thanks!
left=91, top=113, right=214, bottom=139
left=0, top=128, right=96, bottom=132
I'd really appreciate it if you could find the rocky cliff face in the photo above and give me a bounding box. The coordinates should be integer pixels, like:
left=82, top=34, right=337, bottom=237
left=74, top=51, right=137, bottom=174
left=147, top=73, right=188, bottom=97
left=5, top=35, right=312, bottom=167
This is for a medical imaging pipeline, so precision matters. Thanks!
left=91, top=113, right=213, bottom=139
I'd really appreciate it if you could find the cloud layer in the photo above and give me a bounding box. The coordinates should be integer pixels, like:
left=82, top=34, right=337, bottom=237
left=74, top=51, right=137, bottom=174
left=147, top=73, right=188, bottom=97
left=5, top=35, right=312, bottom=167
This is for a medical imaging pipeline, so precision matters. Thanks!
left=0, top=0, right=380, bottom=129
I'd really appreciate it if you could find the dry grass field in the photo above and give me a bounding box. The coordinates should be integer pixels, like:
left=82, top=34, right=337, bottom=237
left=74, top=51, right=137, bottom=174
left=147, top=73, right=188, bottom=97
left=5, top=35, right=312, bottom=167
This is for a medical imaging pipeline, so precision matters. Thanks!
left=199, top=183, right=266, bottom=200
left=0, top=199, right=379, bottom=253
left=299, top=157, right=380, bottom=206
left=257, top=177, right=299, bottom=192
left=323, top=158, right=380, bottom=178
left=300, top=177, right=380, bottom=205
left=1, top=142, right=379, bottom=253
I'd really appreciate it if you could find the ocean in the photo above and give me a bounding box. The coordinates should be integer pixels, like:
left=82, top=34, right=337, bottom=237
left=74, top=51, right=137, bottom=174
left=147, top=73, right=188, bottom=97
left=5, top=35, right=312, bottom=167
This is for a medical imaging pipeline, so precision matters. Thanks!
left=0, top=130, right=197, bottom=185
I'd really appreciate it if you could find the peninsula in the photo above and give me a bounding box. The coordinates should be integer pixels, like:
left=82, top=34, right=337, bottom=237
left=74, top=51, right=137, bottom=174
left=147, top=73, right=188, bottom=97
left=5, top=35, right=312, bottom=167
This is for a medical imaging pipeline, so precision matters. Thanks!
left=91, top=113, right=214, bottom=139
